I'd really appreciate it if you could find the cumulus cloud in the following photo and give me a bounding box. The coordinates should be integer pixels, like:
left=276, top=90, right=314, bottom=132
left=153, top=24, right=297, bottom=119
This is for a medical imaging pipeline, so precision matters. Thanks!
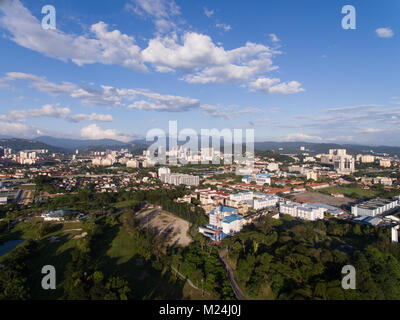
left=143, top=33, right=279, bottom=83
left=4, top=72, right=200, bottom=112
left=0, top=0, right=146, bottom=71
left=375, top=27, right=394, bottom=38
left=3, top=72, right=271, bottom=118
left=0, top=120, right=36, bottom=138
left=0, top=104, right=113, bottom=123
left=282, top=133, right=323, bottom=142
left=0, top=0, right=302, bottom=89
left=2, top=104, right=70, bottom=121
left=126, top=90, right=200, bottom=112
left=249, top=77, right=305, bottom=95
left=80, top=124, right=133, bottom=142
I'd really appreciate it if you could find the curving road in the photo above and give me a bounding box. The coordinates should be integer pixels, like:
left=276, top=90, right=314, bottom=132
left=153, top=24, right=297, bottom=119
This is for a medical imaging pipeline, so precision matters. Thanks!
left=219, top=249, right=247, bottom=300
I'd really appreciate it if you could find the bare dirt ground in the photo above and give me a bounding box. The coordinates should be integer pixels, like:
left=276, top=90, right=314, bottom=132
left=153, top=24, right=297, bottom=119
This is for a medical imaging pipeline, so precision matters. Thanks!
left=135, top=209, right=192, bottom=247
left=294, top=191, right=354, bottom=207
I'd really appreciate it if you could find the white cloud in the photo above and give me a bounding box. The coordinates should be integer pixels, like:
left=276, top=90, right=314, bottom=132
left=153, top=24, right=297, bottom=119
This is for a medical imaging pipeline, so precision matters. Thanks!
left=68, top=113, right=114, bottom=123
left=282, top=133, right=322, bottom=142
left=204, top=8, right=214, bottom=18
left=80, top=124, right=133, bottom=142
left=0, top=0, right=146, bottom=71
left=127, top=90, right=200, bottom=112
left=375, top=27, right=394, bottom=38
left=4, top=72, right=200, bottom=112
left=3, top=72, right=272, bottom=117
left=0, top=104, right=113, bottom=123
left=0, top=79, right=11, bottom=89
left=326, top=104, right=382, bottom=113
left=2, top=104, right=70, bottom=121
left=249, top=77, right=305, bottom=95
left=143, top=33, right=278, bottom=83
left=0, top=1, right=302, bottom=89
left=0, top=120, right=36, bottom=137
left=128, top=0, right=179, bottom=18
left=269, top=33, right=280, bottom=42
left=200, top=105, right=261, bottom=119
left=216, top=23, right=232, bottom=32
left=126, top=0, right=180, bottom=33
left=361, top=128, right=387, bottom=133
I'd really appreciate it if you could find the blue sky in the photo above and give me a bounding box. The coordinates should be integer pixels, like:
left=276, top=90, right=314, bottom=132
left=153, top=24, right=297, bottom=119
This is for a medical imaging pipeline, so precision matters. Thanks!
left=0, top=0, right=399, bottom=145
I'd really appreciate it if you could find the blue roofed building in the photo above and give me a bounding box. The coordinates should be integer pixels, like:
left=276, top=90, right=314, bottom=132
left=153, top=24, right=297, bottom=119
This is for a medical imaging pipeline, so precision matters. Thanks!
left=199, top=205, right=244, bottom=242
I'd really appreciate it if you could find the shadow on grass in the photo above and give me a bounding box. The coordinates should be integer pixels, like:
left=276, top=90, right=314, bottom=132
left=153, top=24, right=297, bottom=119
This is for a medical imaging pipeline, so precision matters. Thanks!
left=88, top=223, right=186, bottom=300
left=26, top=234, right=75, bottom=300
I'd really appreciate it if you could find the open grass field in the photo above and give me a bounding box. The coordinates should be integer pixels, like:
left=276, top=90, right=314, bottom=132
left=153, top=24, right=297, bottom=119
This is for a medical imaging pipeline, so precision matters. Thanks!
left=26, top=234, right=79, bottom=299
left=1, top=214, right=202, bottom=300
left=113, top=199, right=139, bottom=209
left=19, top=184, right=36, bottom=191
left=318, top=186, right=382, bottom=200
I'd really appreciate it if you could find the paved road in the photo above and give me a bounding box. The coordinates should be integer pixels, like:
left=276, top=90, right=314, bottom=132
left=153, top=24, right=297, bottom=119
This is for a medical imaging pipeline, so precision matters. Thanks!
left=219, top=249, right=247, bottom=300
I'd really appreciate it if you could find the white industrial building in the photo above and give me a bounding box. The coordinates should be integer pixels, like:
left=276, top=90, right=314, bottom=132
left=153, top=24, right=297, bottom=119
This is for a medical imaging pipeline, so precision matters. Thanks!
left=41, top=210, right=70, bottom=221
left=160, top=173, right=199, bottom=186
left=253, top=195, right=281, bottom=210
left=351, top=198, right=399, bottom=217
left=0, top=196, right=7, bottom=205
left=242, top=173, right=271, bottom=185
left=230, top=192, right=254, bottom=202
left=357, top=154, right=375, bottom=163
left=279, top=201, right=326, bottom=221
left=380, top=159, right=391, bottom=167
left=267, top=163, right=279, bottom=172
left=126, top=160, right=139, bottom=168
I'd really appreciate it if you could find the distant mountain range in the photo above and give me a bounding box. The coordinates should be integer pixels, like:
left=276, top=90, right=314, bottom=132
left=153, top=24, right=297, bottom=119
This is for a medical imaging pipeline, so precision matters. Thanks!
left=34, top=136, right=128, bottom=150
left=254, top=141, right=400, bottom=156
left=0, top=136, right=400, bottom=157
left=33, top=136, right=150, bottom=153
left=0, top=138, right=66, bottom=153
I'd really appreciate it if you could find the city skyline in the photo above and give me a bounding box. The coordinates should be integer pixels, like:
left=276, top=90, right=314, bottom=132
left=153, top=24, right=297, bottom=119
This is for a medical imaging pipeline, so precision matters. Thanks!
left=0, top=0, right=399, bottom=146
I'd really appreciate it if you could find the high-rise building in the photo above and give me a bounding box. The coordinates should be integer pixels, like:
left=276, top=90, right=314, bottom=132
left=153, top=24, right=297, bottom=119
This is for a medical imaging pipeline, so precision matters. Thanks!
left=334, top=157, right=355, bottom=174
left=319, top=149, right=355, bottom=174
left=380, top=159, right=391, bottom=168
left=158, top=167, right=171, bottom=177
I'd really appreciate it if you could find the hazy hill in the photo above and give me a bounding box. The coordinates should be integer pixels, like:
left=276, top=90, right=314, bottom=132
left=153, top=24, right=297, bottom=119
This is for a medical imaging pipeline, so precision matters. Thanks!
left=0, top=138, right=66, bottom=153
left=34, top=136, right=128, bottom=150
left=254, top=141, right=400, bottom=157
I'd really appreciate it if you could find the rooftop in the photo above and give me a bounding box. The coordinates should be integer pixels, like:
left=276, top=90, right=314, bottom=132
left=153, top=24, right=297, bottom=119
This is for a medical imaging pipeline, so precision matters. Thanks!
left=223, top=214, right=244, bottom=223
